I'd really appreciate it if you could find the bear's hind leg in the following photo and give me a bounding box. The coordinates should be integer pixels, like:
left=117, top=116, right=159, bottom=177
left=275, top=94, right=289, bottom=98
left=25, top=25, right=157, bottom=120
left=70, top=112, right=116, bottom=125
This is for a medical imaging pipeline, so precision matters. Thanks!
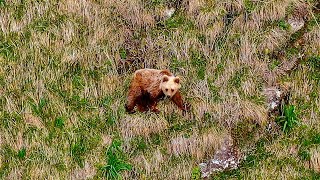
left=136, top=91, right=154, bottom=113
left=125, top=88, right=142, bottom=113
left=137, top=103, right=148, bottom=112
left=125, top=104, right=136, bottom=114
left=149, top=101, right=160, bottom=113
left=136, top=93, right=150, bottom=112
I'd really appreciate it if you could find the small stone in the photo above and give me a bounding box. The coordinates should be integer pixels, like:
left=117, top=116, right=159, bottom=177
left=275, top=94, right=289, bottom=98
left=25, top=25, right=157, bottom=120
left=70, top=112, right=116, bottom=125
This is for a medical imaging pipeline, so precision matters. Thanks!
left=164, top=7, right=175, bottom=19
left=276, top=90, right=281, bottom=98
left=263, top=86, right=289, bottom=115
left=270, top=102, right=278, bottom=110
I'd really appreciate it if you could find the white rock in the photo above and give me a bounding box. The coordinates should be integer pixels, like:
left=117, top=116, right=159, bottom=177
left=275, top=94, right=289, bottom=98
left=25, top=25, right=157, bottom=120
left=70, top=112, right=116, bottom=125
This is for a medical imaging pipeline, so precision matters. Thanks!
left=165, top=8, right=175, bottom=18
left=276, top=90, right=282, bottom=98
left=270, top=102, right=278, bottom=109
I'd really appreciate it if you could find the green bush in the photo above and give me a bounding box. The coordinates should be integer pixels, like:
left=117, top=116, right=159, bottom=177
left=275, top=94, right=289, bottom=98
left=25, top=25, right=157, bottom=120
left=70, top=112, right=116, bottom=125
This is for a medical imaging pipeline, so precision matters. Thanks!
left=101, top=139, right=132, bottom=180
left=276, top=105, right=299, bottom=133
left=191, top=167, right=201, bottom=180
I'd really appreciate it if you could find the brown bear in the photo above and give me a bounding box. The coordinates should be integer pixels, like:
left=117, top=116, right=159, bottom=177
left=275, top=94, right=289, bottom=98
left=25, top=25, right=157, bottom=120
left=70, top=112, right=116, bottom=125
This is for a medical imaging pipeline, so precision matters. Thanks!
left=125, top=68, right=190, bottom=113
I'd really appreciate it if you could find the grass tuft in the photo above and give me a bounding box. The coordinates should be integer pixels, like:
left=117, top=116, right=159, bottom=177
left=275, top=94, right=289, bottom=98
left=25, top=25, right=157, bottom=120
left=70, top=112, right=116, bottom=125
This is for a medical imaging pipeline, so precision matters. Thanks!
left=100, top=139, right=132, bottom=180
left=0, top=0, right=319, bottom=179
left=276, top=105, right=299, bottom=133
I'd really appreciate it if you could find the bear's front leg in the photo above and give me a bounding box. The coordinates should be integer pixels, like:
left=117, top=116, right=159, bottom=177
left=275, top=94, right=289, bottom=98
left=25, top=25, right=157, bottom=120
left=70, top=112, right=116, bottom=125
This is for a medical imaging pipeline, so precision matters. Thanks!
left=171, top=91, right=190, bottom=112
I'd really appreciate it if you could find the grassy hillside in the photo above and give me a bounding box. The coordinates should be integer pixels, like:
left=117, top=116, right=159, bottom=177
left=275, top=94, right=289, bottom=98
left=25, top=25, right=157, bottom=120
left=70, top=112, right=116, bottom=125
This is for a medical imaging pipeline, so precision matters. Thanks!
left=0, top=0, right=319, bottom=179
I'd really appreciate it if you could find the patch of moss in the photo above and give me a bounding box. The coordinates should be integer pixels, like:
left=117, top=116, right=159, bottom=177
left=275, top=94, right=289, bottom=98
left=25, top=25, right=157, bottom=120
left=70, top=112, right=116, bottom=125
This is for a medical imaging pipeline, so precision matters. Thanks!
left=17, top=147, right=26, bottom=160
left=0, top=145, right=16, bottom=178
left=213, top=62, right=225, bottom=79
left=119, top=48, right=127, bottom=60
left=244, top=0, right=257, bottom=14
left=162, top=12, right=195, bottom=31
left=228, top=67, right=249, bottom=89
left=0, top=35, right=19, bottom=61
left=212, top=169, right=242, bottom=180
left=297, top=128, right=320, bottom=161
left=232, top=120, right=259, bottom=148
left=54, top=116, right=66, bottom=129
left=190, top=51, right=207, bottom=80
left=269, top=59, right=281, bottom=70
left=70, top=137, right=88, bottom=167
left=208, top=82, right=222, bottom=102
left=306, top=56, right=320, bottom=83
left=277, top=19, right=290, bottom=30
left=191, top=166, right=201, bottom=180
left=307, top=13, right=320, bottom=31
left=131, top=136, right=149, bottom=155
left=242, top=138, right=273, bottom=168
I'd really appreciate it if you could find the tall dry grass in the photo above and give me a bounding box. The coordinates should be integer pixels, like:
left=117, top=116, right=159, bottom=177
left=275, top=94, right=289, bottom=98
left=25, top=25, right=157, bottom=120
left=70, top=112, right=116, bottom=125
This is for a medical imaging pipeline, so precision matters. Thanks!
left=0, top=0, right=319, bottom=179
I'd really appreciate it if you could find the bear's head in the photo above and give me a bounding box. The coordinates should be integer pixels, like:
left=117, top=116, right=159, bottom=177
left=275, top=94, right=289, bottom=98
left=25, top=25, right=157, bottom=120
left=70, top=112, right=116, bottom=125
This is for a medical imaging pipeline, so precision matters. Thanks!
left=160, top=75, right=181, bottom=97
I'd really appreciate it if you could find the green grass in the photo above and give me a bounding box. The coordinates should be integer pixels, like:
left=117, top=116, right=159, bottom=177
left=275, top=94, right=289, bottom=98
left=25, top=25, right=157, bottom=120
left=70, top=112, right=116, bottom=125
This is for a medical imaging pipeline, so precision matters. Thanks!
left=307, top=56, right=320, bottom=83
left=277, top=19, right=290, bottom=30
left=276, top=105, right=299, bottom=133
left=191, top=166, right=201, bottom=180
left=0, top=0, right=319, bottom=179
left=100, top=139, right=132, bottom=180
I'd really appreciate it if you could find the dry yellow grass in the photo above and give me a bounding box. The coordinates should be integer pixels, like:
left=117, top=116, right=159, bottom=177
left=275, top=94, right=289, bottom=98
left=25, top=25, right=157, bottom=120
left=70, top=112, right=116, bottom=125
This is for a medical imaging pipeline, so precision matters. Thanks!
left=168, top=129, right=227, bottom=160
left=132, top=148, right=166, bottom=177
left=0, top=0, right=319, bottom=179
left=304, top=28, right=320, bottom=55
left=259, top=28, right=290, bottom=53
left=310, top=147, right=320, bottom=173
left=120, top=115, right=168, bottom=139
left=70, top=161, right=96, bottom=180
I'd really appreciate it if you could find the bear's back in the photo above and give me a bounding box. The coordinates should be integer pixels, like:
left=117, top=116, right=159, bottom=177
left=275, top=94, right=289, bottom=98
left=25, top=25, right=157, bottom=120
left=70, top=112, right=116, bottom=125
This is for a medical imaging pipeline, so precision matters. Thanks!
left=134, top=68, right=161, bottom=78
left=132, top=68, right=172, bottom=93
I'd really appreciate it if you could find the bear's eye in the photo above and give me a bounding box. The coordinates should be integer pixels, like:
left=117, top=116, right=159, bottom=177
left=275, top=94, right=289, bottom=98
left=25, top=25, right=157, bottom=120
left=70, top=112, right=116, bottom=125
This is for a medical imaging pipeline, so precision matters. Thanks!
left=165, top=88, right=168, bottom=91
left=171, top=89, right=174, bottom=92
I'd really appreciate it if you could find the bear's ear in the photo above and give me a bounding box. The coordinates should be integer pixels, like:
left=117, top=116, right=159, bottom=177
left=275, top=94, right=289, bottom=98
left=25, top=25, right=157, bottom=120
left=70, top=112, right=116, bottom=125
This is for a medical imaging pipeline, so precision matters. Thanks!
left=174, top=77, right=180, bottom=84
left=162, top=75, right=169, bottom=82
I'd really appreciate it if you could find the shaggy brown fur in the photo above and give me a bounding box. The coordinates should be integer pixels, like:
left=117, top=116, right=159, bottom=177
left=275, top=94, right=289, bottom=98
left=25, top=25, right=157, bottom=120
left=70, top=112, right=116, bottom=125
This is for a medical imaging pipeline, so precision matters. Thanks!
left=125, top=69, right=190, bottom=113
